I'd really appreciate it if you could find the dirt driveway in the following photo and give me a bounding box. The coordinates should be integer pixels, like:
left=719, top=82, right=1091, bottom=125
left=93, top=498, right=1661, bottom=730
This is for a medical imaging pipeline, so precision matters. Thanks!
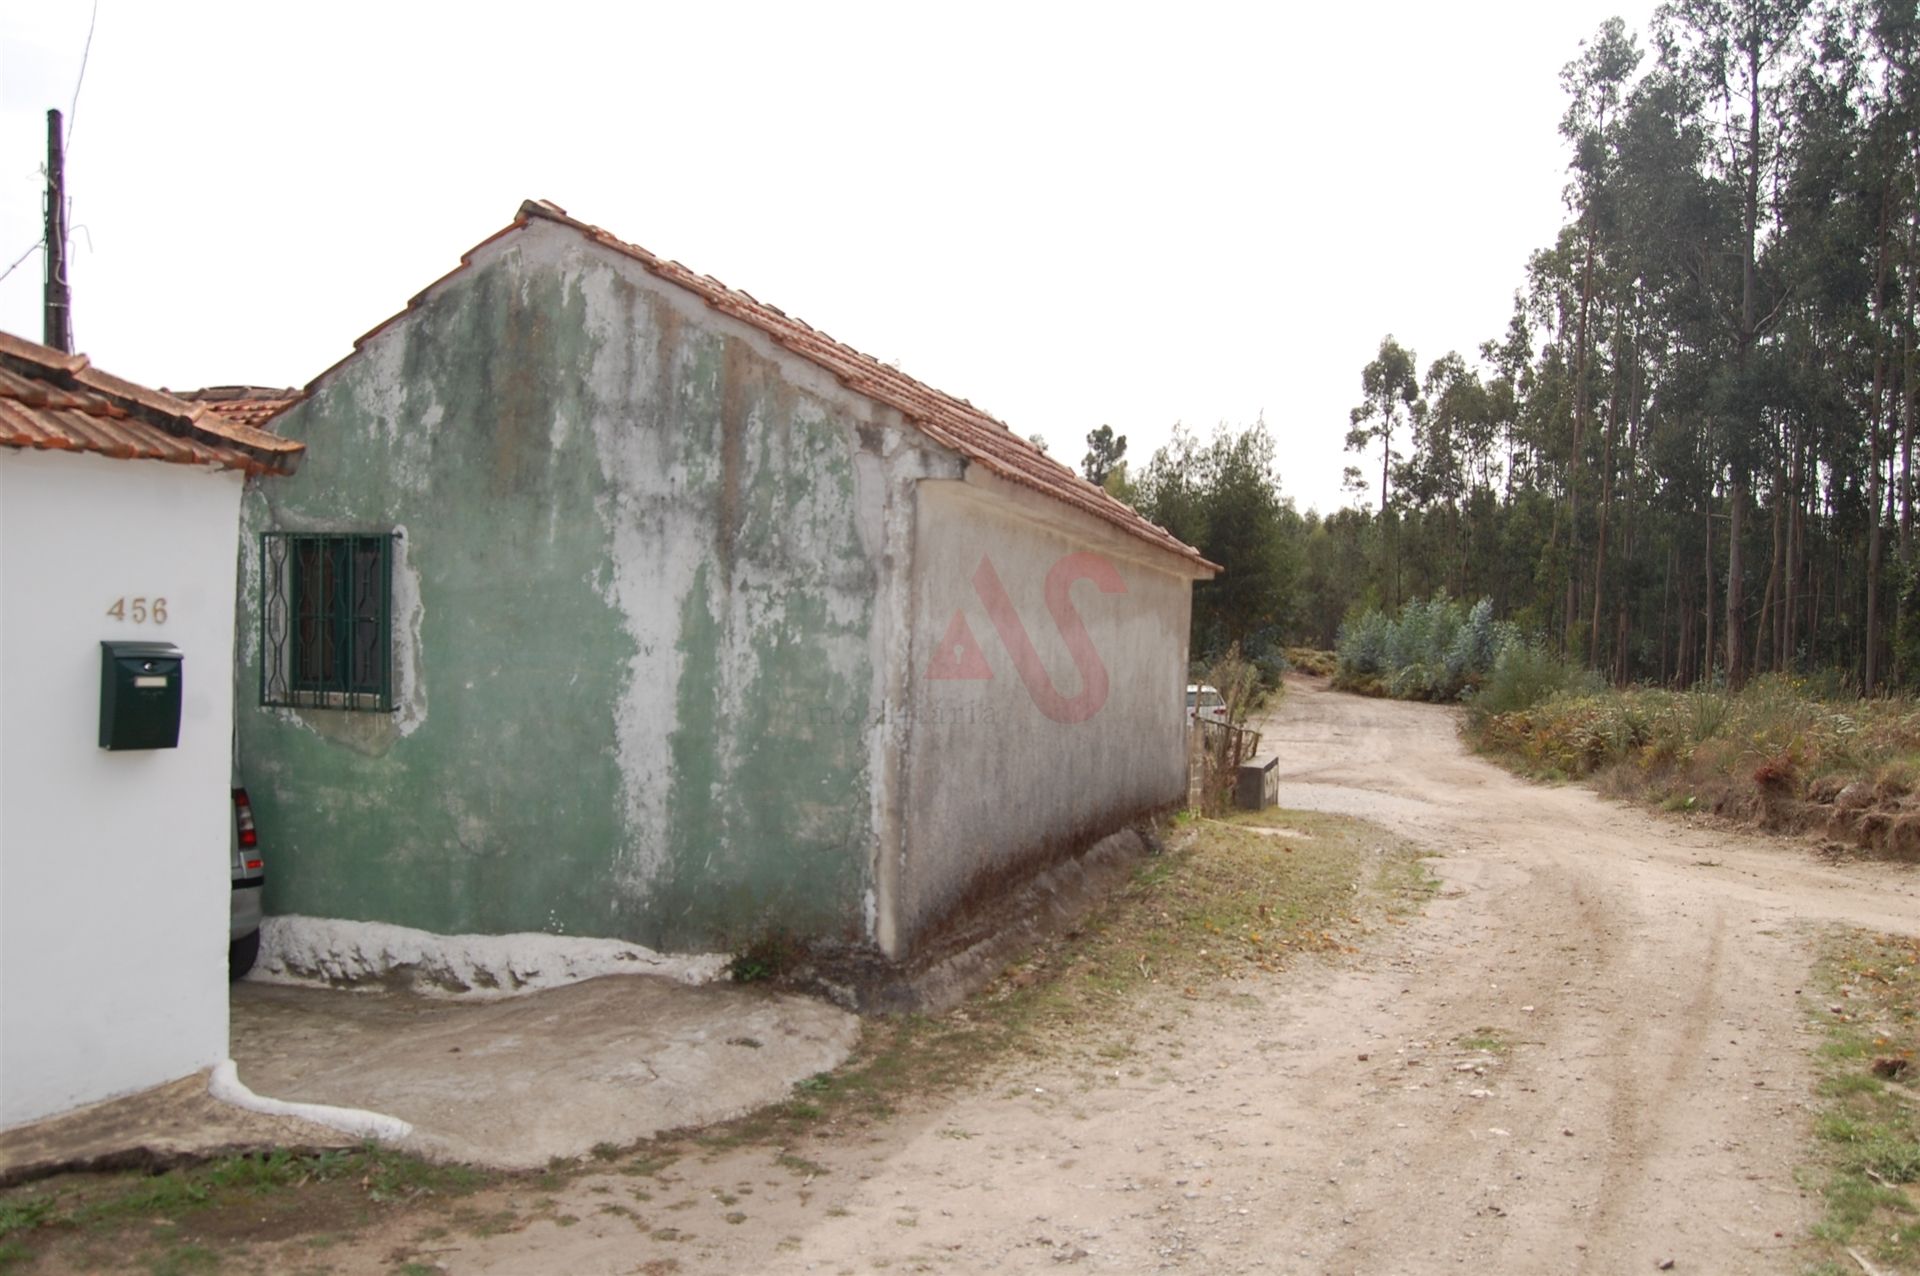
left=335, top=681, right=1920, bottom=1274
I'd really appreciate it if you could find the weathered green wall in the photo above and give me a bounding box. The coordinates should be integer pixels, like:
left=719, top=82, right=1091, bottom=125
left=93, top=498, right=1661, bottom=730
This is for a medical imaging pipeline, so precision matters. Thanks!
left=238, top=222, right=880, bottom=951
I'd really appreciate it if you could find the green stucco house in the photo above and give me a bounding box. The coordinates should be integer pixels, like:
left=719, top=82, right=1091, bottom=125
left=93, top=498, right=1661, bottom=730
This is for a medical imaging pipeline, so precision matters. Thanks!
left=234, top=200, right=1215, bottom=974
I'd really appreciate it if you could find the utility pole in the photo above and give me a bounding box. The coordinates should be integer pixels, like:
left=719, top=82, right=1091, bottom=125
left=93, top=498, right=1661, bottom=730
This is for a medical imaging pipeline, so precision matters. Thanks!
left=43, top=108, right=71, bottom=353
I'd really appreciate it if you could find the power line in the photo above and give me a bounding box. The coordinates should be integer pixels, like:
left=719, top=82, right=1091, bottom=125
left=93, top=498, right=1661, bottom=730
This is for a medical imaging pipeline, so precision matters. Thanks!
left=0, top=239, right=42, bottom=286
left=66, top=1, right=99, bottom=150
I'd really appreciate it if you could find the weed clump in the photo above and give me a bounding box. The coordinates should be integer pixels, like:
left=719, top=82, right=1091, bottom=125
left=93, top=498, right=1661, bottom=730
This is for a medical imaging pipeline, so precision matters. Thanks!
left=726, top=933, right=805, bottom=984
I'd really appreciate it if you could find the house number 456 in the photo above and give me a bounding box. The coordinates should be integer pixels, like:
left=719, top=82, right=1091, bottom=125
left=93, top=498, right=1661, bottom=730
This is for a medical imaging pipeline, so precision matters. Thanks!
left=106, top=597, right=168, bottom=624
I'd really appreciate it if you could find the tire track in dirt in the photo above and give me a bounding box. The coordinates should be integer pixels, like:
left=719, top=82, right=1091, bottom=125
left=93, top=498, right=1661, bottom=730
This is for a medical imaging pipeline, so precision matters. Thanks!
left=317, top=681, right=1918, bottom=1275
left=1255, top=682, right=1886, bottom=1274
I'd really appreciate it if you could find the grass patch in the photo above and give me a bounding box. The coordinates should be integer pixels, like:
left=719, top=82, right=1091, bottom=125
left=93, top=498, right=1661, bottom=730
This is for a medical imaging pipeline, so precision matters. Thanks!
left=0, top=1143, right=490, bottom=1271
left=0, top=1199, right=56, bottom=1241
left=672, top=808, right=1426, bottom=1154
left=143, top=1243, right=219, bottom=1275
left=1455, top=1027, right=1512, bottom=1054
left=772, top=1151, right=827, bottom=1178
left=452, top=1205, right=521, bottom=1238
left=1805, top=929, right=1920, bottom=1272
left=618, top=1147, right=683, bottom=1178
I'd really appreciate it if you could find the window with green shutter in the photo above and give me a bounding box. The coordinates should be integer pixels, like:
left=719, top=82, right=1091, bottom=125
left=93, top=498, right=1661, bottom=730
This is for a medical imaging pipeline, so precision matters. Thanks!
left=260, top=531, right=396, bottom=711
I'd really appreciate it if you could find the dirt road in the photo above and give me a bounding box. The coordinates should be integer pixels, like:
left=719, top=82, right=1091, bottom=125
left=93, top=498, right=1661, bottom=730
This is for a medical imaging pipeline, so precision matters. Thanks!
left=368, top=682, right=1920, bottom=1274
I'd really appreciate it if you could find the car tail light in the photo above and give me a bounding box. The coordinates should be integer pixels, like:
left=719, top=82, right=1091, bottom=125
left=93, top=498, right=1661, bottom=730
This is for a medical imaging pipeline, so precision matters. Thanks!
left=233, top=787, right=259, bottom=857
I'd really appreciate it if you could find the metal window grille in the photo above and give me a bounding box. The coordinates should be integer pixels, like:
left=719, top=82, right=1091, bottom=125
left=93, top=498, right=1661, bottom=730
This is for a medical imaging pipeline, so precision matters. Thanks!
left=261, top=531, right=396, bottom=711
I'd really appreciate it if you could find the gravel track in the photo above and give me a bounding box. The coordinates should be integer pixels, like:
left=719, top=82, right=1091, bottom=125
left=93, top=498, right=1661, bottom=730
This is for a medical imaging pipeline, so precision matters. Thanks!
left=339, top=681, right=1920, bottom=1274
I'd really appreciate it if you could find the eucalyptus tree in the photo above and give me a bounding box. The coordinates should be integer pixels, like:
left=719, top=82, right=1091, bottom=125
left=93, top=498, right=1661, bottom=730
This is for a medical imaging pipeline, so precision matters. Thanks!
left=1560, top=20, right=1645, bottom=650
left=1347, top=336, right=1420, bottom=514
left=1653, top=0, right=1819, bottom=685
left=1607, top=59, right=1743, bottom=679
left=1771, top=5, right=1879, bottom=674
left=1395, top=352, right=1505, bottom=598
left=1346, top=336, right=1420, bottom=606
left=1856, top=0, right=1920, bottom=685
left=1124, top=4, right=1920, bottom=691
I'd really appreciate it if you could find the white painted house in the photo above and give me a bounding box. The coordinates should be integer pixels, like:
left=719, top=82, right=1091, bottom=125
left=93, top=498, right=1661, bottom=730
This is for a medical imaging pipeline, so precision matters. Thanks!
left=0, top=332, right=302, bottom=1128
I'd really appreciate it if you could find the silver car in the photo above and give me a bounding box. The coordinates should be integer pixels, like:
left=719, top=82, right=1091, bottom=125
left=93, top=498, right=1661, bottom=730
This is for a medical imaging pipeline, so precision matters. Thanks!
left=1186, top=683, right=1228, bottom=724
left=230, top=786, right=263, bottom=979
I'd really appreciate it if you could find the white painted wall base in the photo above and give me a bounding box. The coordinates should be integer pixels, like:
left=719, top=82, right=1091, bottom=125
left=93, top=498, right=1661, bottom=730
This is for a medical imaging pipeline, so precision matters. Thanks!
left=254, top=914, right=729, bottom=997
left=207, top=1060, right=412, bottom=1142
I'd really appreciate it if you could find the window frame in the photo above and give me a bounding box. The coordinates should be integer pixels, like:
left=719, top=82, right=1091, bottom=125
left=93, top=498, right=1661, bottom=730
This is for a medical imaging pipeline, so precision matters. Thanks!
left=259, top=531, right=397, bottom=712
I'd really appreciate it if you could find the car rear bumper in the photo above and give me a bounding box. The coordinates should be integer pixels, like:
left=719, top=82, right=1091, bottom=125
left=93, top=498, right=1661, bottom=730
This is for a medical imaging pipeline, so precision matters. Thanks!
left=230, top=882, right=263, bottom=941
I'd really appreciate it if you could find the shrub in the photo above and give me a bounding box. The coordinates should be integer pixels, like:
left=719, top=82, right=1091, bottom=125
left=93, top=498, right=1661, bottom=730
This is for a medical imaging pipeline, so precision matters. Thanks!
left=1472, top=672, right=1920, bottom=822
left=1336, top=593, right=1517, bottom=703
left=1469, top=642, right=1599, bottom=720
left=1475, top=689, right=1649, bottom=777
left=1240, top=628, right=1291, bottom=692
left=1337, top=609, right=1392, bottom=679
left=1284, top=647, right=1338, bottom=678
left=1207, top=645, right=1263, bottom=724
left=1448, top=599, right=1508, bottom=686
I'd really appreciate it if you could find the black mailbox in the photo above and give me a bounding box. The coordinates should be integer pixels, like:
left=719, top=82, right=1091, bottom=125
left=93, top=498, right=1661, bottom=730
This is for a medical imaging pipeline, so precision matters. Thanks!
left=100, top=641, right=183, bottom=750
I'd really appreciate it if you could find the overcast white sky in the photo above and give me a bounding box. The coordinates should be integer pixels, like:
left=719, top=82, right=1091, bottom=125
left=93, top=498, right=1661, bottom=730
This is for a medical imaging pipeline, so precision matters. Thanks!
left=0, top=1, right=1660, bottom=514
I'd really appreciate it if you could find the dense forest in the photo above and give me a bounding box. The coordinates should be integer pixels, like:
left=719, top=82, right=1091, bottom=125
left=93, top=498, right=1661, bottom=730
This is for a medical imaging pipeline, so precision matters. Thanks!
left=1108, top=0, right=1919, bottom=692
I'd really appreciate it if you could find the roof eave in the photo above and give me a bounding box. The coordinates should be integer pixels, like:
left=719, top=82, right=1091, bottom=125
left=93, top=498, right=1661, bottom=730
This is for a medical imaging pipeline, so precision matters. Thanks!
left=0, top=330, right=306, bottom=478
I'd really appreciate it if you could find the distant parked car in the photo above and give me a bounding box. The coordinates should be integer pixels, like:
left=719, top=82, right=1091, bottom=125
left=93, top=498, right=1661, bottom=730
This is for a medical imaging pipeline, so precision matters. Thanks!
left=230, top=785, right=263, bottom=980
left=1186, top=683, right=1228, bottom=724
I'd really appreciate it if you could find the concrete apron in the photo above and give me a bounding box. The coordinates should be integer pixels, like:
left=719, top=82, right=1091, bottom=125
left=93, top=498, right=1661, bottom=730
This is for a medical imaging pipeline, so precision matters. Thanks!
left=229, top=976, right=858, bottom=1171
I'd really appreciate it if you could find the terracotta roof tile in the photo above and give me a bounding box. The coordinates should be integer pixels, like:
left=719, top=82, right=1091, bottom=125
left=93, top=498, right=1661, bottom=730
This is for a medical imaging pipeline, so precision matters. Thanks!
left=171, top=386, right=304, bottom=430
left=0, top=332, right=303, bottom=476
left=321, top=201, right=1216, bottom=573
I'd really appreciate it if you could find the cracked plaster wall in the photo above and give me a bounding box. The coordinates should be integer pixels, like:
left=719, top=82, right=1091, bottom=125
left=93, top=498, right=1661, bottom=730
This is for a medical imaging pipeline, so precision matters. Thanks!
left=237, top=220, right=947, bottom=952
